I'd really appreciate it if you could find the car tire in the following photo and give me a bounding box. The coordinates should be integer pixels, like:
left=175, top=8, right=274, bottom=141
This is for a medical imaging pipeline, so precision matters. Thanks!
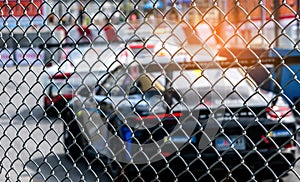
left=63, top=108, right=123, bottom=179
left=62, top=108, right=84, bottom=161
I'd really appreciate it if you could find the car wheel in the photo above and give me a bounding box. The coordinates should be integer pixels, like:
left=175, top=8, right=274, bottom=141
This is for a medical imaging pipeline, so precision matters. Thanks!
left=63, top=109, right=123, bottom=178
left=62, top=108, right=84, bottom=161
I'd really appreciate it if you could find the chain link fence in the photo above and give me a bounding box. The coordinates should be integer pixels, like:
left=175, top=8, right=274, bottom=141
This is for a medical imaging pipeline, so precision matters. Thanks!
left=1, top=0, right=300, bottom=181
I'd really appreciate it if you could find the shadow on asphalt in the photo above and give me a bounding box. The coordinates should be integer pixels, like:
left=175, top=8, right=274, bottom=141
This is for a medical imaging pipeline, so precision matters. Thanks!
left=25, top=154, right=112, bottom=182
left=12, top=106, right=62, bottom=123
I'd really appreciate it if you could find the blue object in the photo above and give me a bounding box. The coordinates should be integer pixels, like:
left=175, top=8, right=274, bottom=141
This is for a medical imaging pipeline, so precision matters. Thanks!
left=270, top=48, right=300, bottom=104
left=144, top=1, right=164, bottom=10
left=167, top=0, right=191, bottom=5
left=269, top=48, right=300, bottom=58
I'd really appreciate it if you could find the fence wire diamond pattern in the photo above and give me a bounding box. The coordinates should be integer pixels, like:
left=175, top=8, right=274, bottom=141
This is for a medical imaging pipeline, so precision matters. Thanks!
left=0, top=0, right=300, bottom=181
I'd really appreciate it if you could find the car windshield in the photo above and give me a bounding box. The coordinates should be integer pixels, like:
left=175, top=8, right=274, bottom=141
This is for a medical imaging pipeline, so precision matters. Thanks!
left=95, top=63, right=257, bottom=100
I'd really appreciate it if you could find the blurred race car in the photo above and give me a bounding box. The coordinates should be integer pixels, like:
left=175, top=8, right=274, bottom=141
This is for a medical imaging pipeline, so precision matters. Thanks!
left=62, top=59, right=297, bottom=181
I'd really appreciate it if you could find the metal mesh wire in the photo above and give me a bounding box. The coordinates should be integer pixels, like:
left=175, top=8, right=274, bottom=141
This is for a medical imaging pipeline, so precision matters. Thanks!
left=1, top=0, right=300, bottom=181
